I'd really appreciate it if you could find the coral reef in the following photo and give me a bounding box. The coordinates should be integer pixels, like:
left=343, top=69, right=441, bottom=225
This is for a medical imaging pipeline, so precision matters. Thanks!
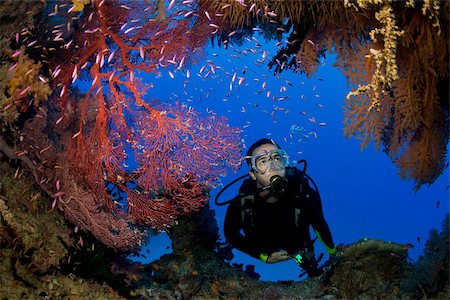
left=324, top=238, right=409, bottom=299
left=0, top=161, right=121, bottom=299
left=0, top=1, right=448, bottom=299
left=118, top=222, right=450, bottom=299
left=1, top=47, right=51, bottom=126
left=401, top=214, right=450, bottom=298
left=0, top=1, right=49, bottom=131
left=342, top=1, right=449, bottom=190
left=0, top=1, right=43, bottom=49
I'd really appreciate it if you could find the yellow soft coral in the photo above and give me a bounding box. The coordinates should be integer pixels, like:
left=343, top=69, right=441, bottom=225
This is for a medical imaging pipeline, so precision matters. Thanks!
left=345, top=1, right=404, bottom=115
left=71, top=0, right=91, bottom=13
left=0, top=47, right=52, bottom=126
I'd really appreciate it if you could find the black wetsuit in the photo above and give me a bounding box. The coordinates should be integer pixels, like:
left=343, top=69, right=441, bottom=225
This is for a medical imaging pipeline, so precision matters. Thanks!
left=224, top=167, right=335, bottom=276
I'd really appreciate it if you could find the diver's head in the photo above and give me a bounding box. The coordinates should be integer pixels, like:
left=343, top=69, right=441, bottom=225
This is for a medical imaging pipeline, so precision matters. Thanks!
left=245, top=138, right=289, bottom=189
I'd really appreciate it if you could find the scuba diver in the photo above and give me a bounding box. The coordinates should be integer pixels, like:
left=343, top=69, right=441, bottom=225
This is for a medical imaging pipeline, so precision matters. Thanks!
left=218, top=138, right=336, bottom=278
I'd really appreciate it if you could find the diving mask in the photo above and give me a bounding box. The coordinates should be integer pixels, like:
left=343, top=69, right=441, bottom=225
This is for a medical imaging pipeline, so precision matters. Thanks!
left=246, top=149, right=289, bottom=174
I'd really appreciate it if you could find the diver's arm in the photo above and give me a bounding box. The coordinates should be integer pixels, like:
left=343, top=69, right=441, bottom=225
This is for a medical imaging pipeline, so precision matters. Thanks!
left=224, top=200, right=261, bottom=259
left=309, top=190, right=336, bottom=254
left=265, top=251, right=291, bottom=263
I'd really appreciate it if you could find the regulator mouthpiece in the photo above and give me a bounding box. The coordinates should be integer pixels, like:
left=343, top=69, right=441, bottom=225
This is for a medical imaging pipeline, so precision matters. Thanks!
left=270, top=175, right=288, bottom=195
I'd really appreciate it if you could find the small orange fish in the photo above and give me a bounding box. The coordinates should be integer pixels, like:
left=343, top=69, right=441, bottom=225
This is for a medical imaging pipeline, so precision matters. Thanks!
left=131, top=274, right=141, bottom=281
left=108, top=287, right=115, bottom=297
left=401, top=243, right=414, bottom=250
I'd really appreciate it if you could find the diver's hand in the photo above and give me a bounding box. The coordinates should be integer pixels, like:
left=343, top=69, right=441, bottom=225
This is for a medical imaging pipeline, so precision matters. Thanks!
left=267, top=251, right=290, bottom=263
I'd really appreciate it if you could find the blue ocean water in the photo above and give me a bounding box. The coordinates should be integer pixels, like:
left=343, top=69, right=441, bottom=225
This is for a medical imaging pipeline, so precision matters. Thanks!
left=128, top=34, right=449, bottom=281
